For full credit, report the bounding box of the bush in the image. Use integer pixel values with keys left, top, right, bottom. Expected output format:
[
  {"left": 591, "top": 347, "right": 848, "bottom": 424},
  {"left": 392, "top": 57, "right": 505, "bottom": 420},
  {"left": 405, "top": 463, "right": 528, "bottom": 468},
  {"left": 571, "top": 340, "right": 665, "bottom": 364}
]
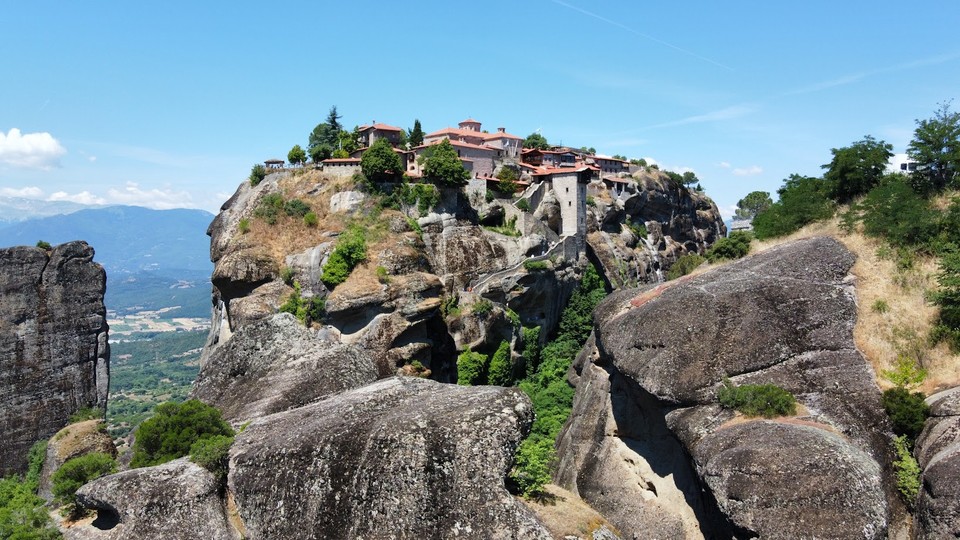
[
  {"left": 279, "top": 281, "right": 325, "bottom": 325},
  {"left": 283, "top": 198, "right": 311, "bottom": 218},
  {"left": 752, "top": 175, "right": 833, "bottom": 239},
  {"left": 718, "top": 380, "right": 797, "bottom": 418},
  {"left": 321, "top": 226, "right": 367, "bottom": 289},
  {"left": 516, "top": 198, "right": 531, "bottom": 212},
  {"left": 846, "top": 176, "right": 937, "bottom": 248},
  {"left": 881, "top": 387, "right": 929, "bottom": 442},
  {"left": 471, "top": 298, "right": 493, "bottom": 316},
  {"left": 51, "top": 453, "right": 117, "bottom": 506},
  {"left": 0, "top": 477, "right": 61, "bottom": 539},
  {"left": 667, "top": 253, "right": 706, "bottom": 280},
  {"left": 35, "top": 240, "right": 52, "bottom": 250},
  {"left": 238, "top": 218, "right": 250, "bottom": 234},
  {"left": 249, "top": 164, "right": 266, "bottom": 186},
  {"left": 872, "top": 299, "right": 890, "bottom": 313},
  {"left": 706, "top": 231, "right": 752, "bottom": 262},
  {"left": 627, "top": 221, "right": 648, "bottom": 239},
  {"left": 69, "top": 407, "right": 102, "bottom": 423},
  {"left": 488, "top": 341, "right": 513, "bottom": 387},
  {"left": 508, "top": 437, "right": 554, "bottom": 498},
  {"left": 931, "top": 252, "right": 960, "bottom": 351},
  {"left": 189, "top": 435, "right": 234, "bottom": 486},
  {"left": 254, "top": 192, "right": 286, "bottom": 225},
  {"left": 131, "top": 400, "right": 234, "bottom": 468},
  {"left": 279, "top": 266, "right": 295, "bottom": 286},
  {"left": 457, "top": 348, "right": 488, "bottom": 386},
  {"left": 523, "top": 260, "right": 548, "bottom": 272},
  {"left": 892, "top": 434, "right": 921, "bottom": 506},
  {"left": 303, "top": 211, "right": 318, "bottom": 227},
  {"left": 376, "top": 266, "right": 390, "bottom": 284}
]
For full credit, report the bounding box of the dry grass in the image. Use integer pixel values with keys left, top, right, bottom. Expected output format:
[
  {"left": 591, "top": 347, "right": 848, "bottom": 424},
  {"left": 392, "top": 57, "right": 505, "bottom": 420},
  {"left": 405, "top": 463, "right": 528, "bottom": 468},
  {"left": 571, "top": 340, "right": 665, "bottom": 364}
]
[
  {"left": 750, "top": 217, "right": 958, "bottom": 393},
  {"left": 521, "top": 484, "right": 619, "bottom": 539}
]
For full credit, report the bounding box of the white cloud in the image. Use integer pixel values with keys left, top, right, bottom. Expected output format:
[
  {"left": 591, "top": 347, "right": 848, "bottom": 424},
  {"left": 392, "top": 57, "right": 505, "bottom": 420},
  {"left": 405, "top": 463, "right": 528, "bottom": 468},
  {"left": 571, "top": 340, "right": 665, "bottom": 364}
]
[
  {"left": 732, "top": 165, "right": 763, "bottom": 176},
  {"left": 0, "top": 128, "right": 67, "bottom": 169},
  {"left": 104, "top": 182, "right": 195, "bottom": 210},
  {"left": 667, "top": 166, "right": 697, "bottom": 175},
  {"left": 88, "top": 156, "right": 97, "bottom": 162},
  {"left": 48, "top": 191, "right": 106, "bottom": 205},
  {"left": 0, "top": 186, "right": 45, "bottom": 198},
  {"left": 642, "top": 157, "right": 659, "bottom": 167},
  {"left": 718, "top": 161, "right": 731, "bottom": 168},
  {"left": 719, "top": 204, "right": 738, "bottom": 221}
]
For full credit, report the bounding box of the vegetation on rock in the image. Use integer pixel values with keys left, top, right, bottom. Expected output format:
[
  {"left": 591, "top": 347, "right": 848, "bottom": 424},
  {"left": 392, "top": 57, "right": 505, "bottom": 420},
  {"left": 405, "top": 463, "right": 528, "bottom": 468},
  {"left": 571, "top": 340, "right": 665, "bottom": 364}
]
[
  {"left": 249, "top": 163, "right": 266, "bottom": 186},
  {"left": 892, "top": 434, "right": 921, "bottom": 506},
  {"left": 361, "top": 138, "right": 403, "bottom": 184},
  {"left": 706, "top": 231, "right": 752, "bottom": 262},
  {"left": 52, "top": 453, "right": 117, "bottom": 508},
  {"left": 0, "top": 441, "right": 60, "bottom": 539},
  {"left": 717, "top": 380, "right": 797, "bottom": 418},
  {"left": 190, "top": 434, "right": 234, "bottom": 487},
  {"left": 423, "top": 139, "right": 470, "bottom": 187},
  {"left": 131, "top": 399, "right": 234, "bottom": 468},
  {"left": 279, "top": 281, "right": 325, "bottom": 325},
  {"left": 667, "top": 253, "right": 705, "bottom": 280},
  {"left": 456, "top": 348, "right": 488, "bottom": 386},
  {"left": 321, "top": 225, "right": 367, "bottom": 288},
  {"left": 487, "top": 341, "right": 513, "bottom": 387}
]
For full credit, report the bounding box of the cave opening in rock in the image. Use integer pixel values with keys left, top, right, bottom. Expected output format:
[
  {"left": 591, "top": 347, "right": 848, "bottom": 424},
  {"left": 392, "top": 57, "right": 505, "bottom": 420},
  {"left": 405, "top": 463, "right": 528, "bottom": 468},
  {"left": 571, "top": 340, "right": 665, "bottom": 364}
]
[{"left": 91, "top": 506, "right": 120, "bottom": 530}]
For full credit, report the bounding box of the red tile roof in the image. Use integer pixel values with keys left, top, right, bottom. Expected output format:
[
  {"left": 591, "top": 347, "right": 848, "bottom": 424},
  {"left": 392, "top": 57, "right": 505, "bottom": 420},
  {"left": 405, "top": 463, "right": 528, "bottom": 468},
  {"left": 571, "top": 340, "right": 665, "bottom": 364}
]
[
  {"left": 358, "top": 123, "right": 403, "bottom": 132},
  {"left": 414, "top": 138, "right": 498, "bottom": 153}
]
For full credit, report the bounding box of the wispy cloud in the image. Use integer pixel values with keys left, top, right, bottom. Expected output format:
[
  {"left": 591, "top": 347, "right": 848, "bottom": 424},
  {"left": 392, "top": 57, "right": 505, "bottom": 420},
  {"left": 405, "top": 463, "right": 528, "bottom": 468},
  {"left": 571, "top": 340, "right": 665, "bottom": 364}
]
[
  {"left": 0, "top": 128, "right": 66, "bottom": 169},
  {"left": 548, "top": 0, "right": 733, "bottom": 71},
  {"left": 0, "top": 186, "right": 45, "bottom": 198},
  {"left": 718, "top": 161, "right": 731, "bottom": 169},
  {"left": 785, "top": 51, "right": 960, "bottom": 96},
  {"left": 644, "top": 104, "right": 757, "bottom": 129},
  {"left": 733, "top": 165, "right": 763, "bottom": 176},
  {"left": 104, "top": 182, "right": 196, "bottom": 210},
  {"left": 48, "top": 190, "right": 106, "bottom": 205}
]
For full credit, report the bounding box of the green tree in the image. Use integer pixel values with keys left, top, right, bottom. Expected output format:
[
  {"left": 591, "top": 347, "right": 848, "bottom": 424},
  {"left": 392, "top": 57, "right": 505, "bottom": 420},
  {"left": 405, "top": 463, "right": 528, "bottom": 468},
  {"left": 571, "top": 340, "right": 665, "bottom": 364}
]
[
  {"left": 51, "top": 453, "right": 117, "bottom": 506},
  {"left": 131, "top": 400, "right": 234, "bottom": 468},
  {"left": 667, "top": 253, "right": 706, "bottom": 280},
  {"left": 249, "top": 163, "right": 267, "bottom": 186},
  {"left": 360, "top": 138, "right": 403, "bottom": 183},
  {"left": 706, "top": 231, "right": 752, "bottom": 262},
  {"left": 325, "top": 106, "right": 342, "bottom": 140},
  {"left": 681, "top": 171, "right": 699, "bottom": 186},
  {"left": 752, "top": 175, "right": 834, "bottom": 239},
  {"left": 457, "top": 348, "right": 488, "bottom": 386},
  {"left": 822, "top": 135, "right": 894, "bottom": 203},
  {"left": 408, "top": 119, "right": 424, "bottom": 147},
  {"left": 735, "top": 191, "right": 773, "bottom": 220},
  {"left": 423, "top": 139, "right": 470, "bottom": 186},
  {"left": 932, "top": 251, "right": 960, "bottom": 350},
  {"left": 309, "top": 144, "right": 332, "bottom": 164},
  {"left": 287, "top": 144, "right": 306, "bottom": 166},
  {"left": 487, "top": 341, "right": 513, "bottom": 386},
  {"left": 308, "top": 106, "right": 343, "bottom": 156},
  {"left": 907, "top": 101, "right": 960, "bottom": 194},
  {"left": 523, "top": 132, "right": 549, "bottom": 150}
]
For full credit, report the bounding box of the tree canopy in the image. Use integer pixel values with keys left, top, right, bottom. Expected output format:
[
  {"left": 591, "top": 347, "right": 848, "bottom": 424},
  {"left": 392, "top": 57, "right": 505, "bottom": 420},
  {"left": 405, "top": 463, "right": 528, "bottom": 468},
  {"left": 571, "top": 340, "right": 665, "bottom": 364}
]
[
  {"left": 131, "top": 400, "right": 234, "bottom": 468},
  {"left": 408, "top": 120, "right": 424, "bottom": 147},
  {"left": 308, "top": 105, "right": 344, "bottom": 161},
  {"left": 735, "top": 191, "right": 773, "bottom": 220},
  {"left": 360, "top": 138, "right": 403, "bottom": 183},
  {"left": 423, "top": 139, "right": 470, "bottom": 186},
  {"left": 822, "top": 135, "right": 893, "bottom": 203},
  {"left": 907, "top": 101, "right": 960, "bottom": 194},
  {"left": 752, "top": 174, "right": 834, "bottom": 239},
  {"left": 523, "top": 132, "right": 549, "bottom": 150},
  {"left": 287, "top": 144, "right": 306, "bottom": 166}
]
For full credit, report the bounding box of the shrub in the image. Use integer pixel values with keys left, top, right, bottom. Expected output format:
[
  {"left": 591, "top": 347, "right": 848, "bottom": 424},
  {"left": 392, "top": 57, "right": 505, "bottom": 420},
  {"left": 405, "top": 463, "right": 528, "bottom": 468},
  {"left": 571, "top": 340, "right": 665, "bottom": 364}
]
[
  {"left": 52, "top": 453, "right": 117, "bottom": 506},
  {"left": 505, "top": 308, "right": 521, "bottom": 328},
  {"left": 189, "top": 435, "right": 234, "bottom": 487},
  {"left": 488, "top": 341, "right": 513, "bottom": 387},
  {"left": 520, "top": 326, "right": 541, "bottom": 377},
  {"left": 249, "top": 164, "right": 266, "bottom": 186},
  {"left": 279, "top": 281, "right": 325, "bottom": 325},
  {"left": 303, "top": 211, "right": 318, "bottom": 227},
  {"left": 892, "top": 434, "right": 921, "bottom": 506},
  {"left": 321, "top": 226, "right": 367, "bottom": 289},
  {"left": 471, "top": 298, "right": 493, "bottom": 316},
  {"left": 508, "top": 437, "right": 554, "bottom": 498},
  {"left": 931, "top": 252, "right": 960, "bottom": 351},
  {"left": 279, "top": 266, "right": 295, "bottom": 286},
  {"left": 35, "top": 240, "right": 52, "bottom": 250},
  {"left": 440, "top": 295, "right": 460, "bottom": 318},
  {"left": 523, "top": 260, "right": 548, "bottom": 272},
  {"left": 667, "top": 253, "right": 706, "bottom": 280},
  {"left": 752, "top": 174, "right": 833, "bottom": 239},
  {"left": 283, "top": 198, "right": 311, "bottom": 218},
  {"left": 238, "top": 218, "right": 250, "bottom": 234},
  {"left": 627, "top": 221, "right": 648, "bottom": 239},
  {"left": 847, "top": 176, "right": 937, "bottom": 248},
  {"left": 872, "top": 299, "right": 890, "bottom": 313},
  {"left": 881, "top": 356, "right": 927, "bottom": 389},
  {"left": 516, "top": 198, "right": 531, "bottom": 212},
  {"left": 881, "top": 387, "right": 929, "bottom": 442},
  {"left": 254, "top": 192, "right": 286, "bottom": 225},
  {"left": 376, "top": 266, "right": 390, "bottom": 284},
  {"left": 457, "top": 348, "right": 488, "bottom": 386},
  {"left": 706, "top": 231, "right": 752, "bottom": 262},
  {"left": 717, "top": 380, "right": 797, "bottom": 418},
  {"left": 0, "top": 476, "right": 61, "bottom": 539},
  {"left": 131, "top": 400, "right": 234, "bottom": 468}
]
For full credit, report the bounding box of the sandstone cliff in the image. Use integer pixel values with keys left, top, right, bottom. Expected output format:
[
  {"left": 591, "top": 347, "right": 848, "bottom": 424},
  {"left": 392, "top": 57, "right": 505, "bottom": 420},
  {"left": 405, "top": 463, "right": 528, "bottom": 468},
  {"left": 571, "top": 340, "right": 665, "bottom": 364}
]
[
  {"left": 0, "top": 241, "right": 109, "bottom": 475},
  {"left": 557, "top": 237, "right": 900, "bottom": 539}
]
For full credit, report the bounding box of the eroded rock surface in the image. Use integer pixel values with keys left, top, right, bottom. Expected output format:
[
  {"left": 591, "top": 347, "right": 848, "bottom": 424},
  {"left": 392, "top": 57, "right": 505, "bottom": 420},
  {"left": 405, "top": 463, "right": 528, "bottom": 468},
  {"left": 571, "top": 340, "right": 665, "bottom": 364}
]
[
  {"left": 65, "top": 458, "right": 236, "bottom": 540},
  {"left": 191, "top": 312, "right": 378, "bottom": 422},
  {"left": 0, "top": 241, "right": 109, "bottom": 475},
  {"left": 230, "top": 377, "right": 551, "bottom": 540},
  {"left": 558, "top": 237, "right": 895, "bottom": 539},
  {"left": 916, "top": 386, "right": 960, "bottom": 538}
]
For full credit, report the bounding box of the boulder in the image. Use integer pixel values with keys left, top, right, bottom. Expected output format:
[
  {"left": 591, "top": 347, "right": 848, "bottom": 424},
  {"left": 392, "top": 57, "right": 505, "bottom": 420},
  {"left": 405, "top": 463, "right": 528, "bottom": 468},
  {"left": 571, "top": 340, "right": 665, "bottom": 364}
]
[
  {"left": 39, "top": 420, "right": 116, "bottom": 499},
  {"left": 916, "top": 387, "right": 960, "bottom": 538},
  {"left": 230, "top": 377, "right": 552, "bottom": 539},
  {"left": 0, "top": 242, "right": 109, "bottom": 475},
  {"left": 329, "top": 190, "right": 365, "bottom": 213},
  {"left": 65, "top": 458, "right": 236, "bottom": 540},
  {"left": 191, "top": 313, "right": 378, "bottom": 422},
  {"left": 557, "top": 237, "right": 897, "bottom": 539}
]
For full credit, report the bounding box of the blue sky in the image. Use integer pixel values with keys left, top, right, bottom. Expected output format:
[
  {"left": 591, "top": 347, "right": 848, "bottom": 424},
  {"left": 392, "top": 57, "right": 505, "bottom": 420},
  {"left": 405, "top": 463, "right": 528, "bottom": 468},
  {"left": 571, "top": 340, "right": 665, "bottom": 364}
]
[{"left": 1, "top": 1, "right": 958, "bottom": 218}]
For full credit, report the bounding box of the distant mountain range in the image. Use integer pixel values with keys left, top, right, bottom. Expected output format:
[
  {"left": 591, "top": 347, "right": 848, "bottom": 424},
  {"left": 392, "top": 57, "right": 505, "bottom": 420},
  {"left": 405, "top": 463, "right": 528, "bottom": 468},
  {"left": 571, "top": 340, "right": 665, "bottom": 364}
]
[
  {"left": 0, "top": 204, "right": 215, "bottom": 317},
  {"left": 0, "top": 196, "right": 104, "bottom": 226}
]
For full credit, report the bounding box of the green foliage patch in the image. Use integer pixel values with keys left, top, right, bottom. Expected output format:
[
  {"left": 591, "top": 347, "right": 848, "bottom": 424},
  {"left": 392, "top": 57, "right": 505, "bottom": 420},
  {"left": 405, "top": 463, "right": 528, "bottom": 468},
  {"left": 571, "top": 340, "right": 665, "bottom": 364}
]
[
  {"left": 51, "top": 453, "right": 117, "bottom": 507},
  {"left": 131, "top": 400, "right": 234, "bottom": 468},
  {"left": 279, "top": 281, "right": 325, "bottom": 325},
  {"left": 456, "top": 348, "right": 488, "bottom": 386},
  {"left": 523, "top": 260, "right": 549, "bottom": 272},
  {"left": 706, "top": 231, "right": 752, "bottom": 262},
  {"left": 881, "top": 387, "right": 930, "bottom": 442},
  {"left": 717, "top": 380, "right": 797, "bottom": 418},
  {"left": 892, "top": 434, "right": 921, "bottom": 506},
  {"left": 752, "top": 175, "right": 834, "bottom": 240},
  {"left": 321, "top": 226, "right": 367, "bottom": 288},
  {"left": 487, "top": 341, "right": 513, "bottom": 387},
  {"left": 190, "top": 435, "right": 234, "bottom": 487},
  {"left": 249, "top": 163, "right": 266, "bottom": 186},
  {"left": 667, "top": 253, "right": 706, "bottom": 281}
]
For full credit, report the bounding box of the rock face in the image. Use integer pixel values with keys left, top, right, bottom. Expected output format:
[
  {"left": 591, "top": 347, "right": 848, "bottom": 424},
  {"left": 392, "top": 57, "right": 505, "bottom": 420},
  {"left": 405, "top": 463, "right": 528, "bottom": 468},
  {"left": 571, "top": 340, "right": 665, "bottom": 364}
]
[
  {"left": 65, "top": 458, "right": 236, "bottom": 540},
  {"left": 0, "top": 241, "right": 109, "bottom": 475},
  {"left": 230, "top": 377, "right": 551, "bottom": 540},
  {"left": 557, "top": 237, "right": 896, "bottom": 539},
  {"left": 191, "top": 312, "right": 378, "bottom": 422},
  {"left": 915, "top": 386, "right": 960, "bottom": 538}
]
